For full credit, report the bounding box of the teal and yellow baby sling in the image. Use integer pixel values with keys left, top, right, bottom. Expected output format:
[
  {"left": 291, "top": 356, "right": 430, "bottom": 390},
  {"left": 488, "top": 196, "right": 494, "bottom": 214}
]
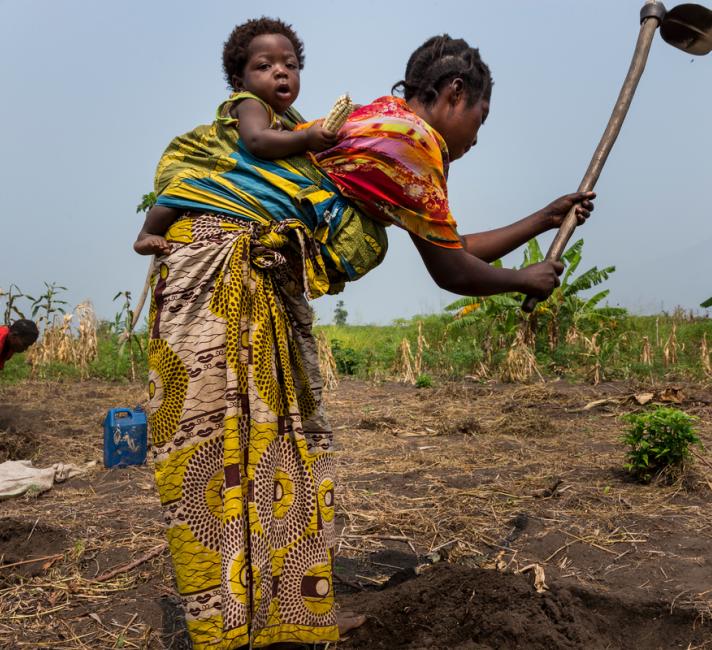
[{"left": 154, "top": 93, "right": 387, "bottom": 297}]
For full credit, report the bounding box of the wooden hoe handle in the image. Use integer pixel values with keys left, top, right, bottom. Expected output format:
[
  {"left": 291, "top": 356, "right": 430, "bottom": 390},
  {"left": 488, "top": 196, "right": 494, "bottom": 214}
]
[{"left": 522, "top": 6, "right": 663, "bottom": 313}]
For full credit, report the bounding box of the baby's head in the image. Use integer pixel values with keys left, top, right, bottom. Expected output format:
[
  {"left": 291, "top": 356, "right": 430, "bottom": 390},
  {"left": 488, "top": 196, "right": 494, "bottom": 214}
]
[{"left": 223, "top": 17, "right": 305, "bottom": 115}]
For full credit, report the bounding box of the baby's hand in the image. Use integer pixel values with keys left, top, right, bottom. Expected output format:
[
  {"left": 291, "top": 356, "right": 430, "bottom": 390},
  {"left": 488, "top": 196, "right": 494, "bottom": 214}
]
[
  {"left": 134, "top": 235, "right": 172, "bottom": 256},
  {"left": 304, "top": 120, "right": 340, "bottom": 152}
]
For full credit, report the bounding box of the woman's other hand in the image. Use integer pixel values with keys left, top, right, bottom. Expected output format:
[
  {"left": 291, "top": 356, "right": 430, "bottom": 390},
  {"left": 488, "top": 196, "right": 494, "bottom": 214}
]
[
  {"left": 517, "top": 260, "right": 564, "bottom": 298},
  {"left": 541, "top": 191, "right": 595, "bottom": 229}
]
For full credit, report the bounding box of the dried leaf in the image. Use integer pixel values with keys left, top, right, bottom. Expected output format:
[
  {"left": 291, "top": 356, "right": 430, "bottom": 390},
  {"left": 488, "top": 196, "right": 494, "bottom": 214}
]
[
  {"left": 518, "top": 563, "right": 549, "bottom": 593},
  {"left": 633, "top": 392, "right": 654, "bottom": 405},
  {"left": 532, "top": 564, "right": 549, "bottom": 593}
]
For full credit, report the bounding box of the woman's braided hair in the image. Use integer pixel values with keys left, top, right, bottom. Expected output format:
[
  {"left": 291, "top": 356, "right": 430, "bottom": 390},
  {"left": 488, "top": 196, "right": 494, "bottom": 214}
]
[
  {"left": 392, "top": 35, "right": 492, "bottom": 107},
  {"left": 223, "top": 17, "right": 305, "bottom": 91}
]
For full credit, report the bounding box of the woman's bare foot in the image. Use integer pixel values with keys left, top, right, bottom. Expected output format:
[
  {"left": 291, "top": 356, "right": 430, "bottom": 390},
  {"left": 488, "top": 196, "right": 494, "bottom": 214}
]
[{"left": 337, "top": 610, "right": 367, "bottom": 636}]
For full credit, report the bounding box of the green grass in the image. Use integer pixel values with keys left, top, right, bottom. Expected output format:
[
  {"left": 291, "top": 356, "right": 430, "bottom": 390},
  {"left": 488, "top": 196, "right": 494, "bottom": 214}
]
[
  {"left": 317, "top": 311, "right": 712, "bottom": 382},
  {"left": 2, "top": 311, "right": 710, "bottom": 385}
]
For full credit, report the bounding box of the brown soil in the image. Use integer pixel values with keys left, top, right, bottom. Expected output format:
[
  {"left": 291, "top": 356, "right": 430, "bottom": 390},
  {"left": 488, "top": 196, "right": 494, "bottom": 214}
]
[{"left": 0, "top": 377, "right": 710, "bottom": 649}]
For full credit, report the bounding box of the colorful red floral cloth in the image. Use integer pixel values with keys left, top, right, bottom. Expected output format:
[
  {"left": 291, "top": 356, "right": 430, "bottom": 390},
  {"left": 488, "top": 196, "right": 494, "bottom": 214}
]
[{"left": 316, "top": 96, "right": 462, "bottom": 248}]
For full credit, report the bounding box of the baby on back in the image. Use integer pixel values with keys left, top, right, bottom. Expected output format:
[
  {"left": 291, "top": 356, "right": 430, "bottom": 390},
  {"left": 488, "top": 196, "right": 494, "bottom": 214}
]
[{"left": 134, "top": 17, "right": 339, "bottom": 256}]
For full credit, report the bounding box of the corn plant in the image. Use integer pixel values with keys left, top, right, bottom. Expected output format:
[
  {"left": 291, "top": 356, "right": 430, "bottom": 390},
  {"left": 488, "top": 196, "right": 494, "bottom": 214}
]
[
  {"left": 621, "top": 407, "right": 703, "bottom": 483},
  {"left": 26, "top": 282, "right": 68, "bottom": 329},
  {"left": 1, "top": 284, "right": 28, "bottom": 323},
  {"left": 113, "top": 291, "right": 144, "bottom": 381}
]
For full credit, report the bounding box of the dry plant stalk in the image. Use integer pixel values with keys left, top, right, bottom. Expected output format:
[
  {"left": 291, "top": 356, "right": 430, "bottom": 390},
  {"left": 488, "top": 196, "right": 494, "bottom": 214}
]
[
  {"left": 75, "top": 301, "right": 98, "bottom": 378},
  {"left": 701, "top": 333, "right": 712, "bottom": 377},
  {"left": 467, "top": 360, "right": 491, "bottom": 381},
  {"left": 663, "top": 324, "right": 678, "bottom": 367},
  {"left": 316, "top": 331, "right": 338, "bottom": 390},
  {"left": 413, "top": 321, "right": 429, "bottom": 377},
  {"left": 565, "top": 325, "right": 581, "bottom": 345},
  {"left": 27, "top": 302, "right": 98, "bottom": 377},
  {"left": 500, "top": 327, "right": 539, "bottom": 383},
  {"left": 395, "top": 337, "right": 416, "bottom": 384},
  {"left": 582, "top": 331, "right": 602, "bottom": 385},
  {"left": 640, "top": 335, "right": 652, "bottom": 366}
]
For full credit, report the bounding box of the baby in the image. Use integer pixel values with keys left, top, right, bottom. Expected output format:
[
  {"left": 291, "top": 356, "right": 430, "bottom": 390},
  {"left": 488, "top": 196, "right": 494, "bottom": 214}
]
[{"left": 134, "top": 17, "right": 338, "bottom": 255}]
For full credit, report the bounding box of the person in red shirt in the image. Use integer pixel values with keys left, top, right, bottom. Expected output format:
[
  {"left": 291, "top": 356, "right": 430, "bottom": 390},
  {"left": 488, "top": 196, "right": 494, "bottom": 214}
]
[{"left": 0, "top": 319, "right": 39, "bottom": 370}]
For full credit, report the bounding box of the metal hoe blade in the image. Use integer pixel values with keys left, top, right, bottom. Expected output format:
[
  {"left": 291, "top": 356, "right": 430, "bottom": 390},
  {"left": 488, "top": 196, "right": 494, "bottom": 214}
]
[{"left": 660, "top": 3, "right": 712, "bottom": 54}]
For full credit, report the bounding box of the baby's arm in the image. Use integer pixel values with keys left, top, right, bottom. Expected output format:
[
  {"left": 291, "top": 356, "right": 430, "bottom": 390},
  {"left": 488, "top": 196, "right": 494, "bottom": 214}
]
[
  {"left": 236, "top": 98, "right": 338, "bottom": 159},
  {"left": 133, "top": 206, "right": 178, "bottom": 256}
]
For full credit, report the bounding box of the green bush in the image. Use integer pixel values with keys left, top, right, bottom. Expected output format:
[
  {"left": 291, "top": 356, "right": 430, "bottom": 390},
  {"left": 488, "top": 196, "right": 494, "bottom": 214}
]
[
  {"left": 330, "top": 338, "right": 361, "bottom": 375},
  {"left": 621, "top": 407, "right": 703, "bottom": 483},
  {"left": 415, "top": 373, "right": 433, "bottom": 388}
]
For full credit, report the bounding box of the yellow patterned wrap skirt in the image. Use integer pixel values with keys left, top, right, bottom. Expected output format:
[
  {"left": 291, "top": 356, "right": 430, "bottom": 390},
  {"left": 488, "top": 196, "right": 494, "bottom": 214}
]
[{"left": 147, "top": 214, "right": 338, "bottom": 648}]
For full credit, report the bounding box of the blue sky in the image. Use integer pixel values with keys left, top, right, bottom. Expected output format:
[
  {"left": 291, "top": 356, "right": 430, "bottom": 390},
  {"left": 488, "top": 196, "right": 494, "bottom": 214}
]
[{"left": 1, "top": 0, "right": 710, "bottom": 325}]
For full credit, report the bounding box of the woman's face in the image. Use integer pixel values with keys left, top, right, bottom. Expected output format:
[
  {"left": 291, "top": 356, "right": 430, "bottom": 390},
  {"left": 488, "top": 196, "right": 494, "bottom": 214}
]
[
  {"left": 427, "top": 87, "right": 489, "bottom": 162},
  {"left": 234, "top": 34, "right": 301, "bottom": 114},
  {"left": 435, "top": 95, "right": 489, "bottom": 161}
]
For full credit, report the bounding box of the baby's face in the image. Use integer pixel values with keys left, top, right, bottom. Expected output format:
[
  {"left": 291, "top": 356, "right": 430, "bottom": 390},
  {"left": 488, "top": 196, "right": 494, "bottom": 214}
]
[{"left": 238, "top": 34, "right": 301, "bottom": 115}]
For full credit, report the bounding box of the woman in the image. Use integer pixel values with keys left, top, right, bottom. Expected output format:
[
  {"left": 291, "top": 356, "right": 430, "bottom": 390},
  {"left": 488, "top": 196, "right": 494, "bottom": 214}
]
[{"left": 145, "top": 28, "right": 593, "bottom": 650}]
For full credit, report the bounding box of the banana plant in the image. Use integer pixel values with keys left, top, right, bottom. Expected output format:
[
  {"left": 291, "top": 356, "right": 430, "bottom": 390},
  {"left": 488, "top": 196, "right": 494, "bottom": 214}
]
[
  {"left": 446, "top": 238, "right": 618, "bottom": 350},
  {"left": 525, "top": 238, "right": 617, "bottom": 347}
]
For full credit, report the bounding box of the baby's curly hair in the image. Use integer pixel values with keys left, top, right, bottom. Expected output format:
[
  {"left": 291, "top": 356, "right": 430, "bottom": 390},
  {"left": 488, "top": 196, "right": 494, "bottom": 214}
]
[{"left": 222, "top": 17, "right": 305, "bottom": 91}]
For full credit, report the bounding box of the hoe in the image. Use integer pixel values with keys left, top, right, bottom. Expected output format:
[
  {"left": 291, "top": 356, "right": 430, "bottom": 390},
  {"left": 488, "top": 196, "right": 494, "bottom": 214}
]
[{"left": 522, "top": 0, "right": 712, "bottom": 312}]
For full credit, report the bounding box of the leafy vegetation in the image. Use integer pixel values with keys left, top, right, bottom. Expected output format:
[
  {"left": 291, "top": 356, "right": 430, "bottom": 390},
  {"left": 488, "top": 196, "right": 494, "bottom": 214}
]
[
  {"left": 2, "top": 236, "right": 711, "bottom": 386},
  {"left": 621, "top": 407, "right": 703, "bottom": 483},
  {"left": 415, "top": 373, "right": 433, "bottom": 388}
]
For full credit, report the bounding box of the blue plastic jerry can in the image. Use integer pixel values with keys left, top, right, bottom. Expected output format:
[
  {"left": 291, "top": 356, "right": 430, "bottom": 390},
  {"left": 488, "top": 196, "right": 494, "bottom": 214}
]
[{"left": 103, "top": 407, "right": 148, "bottom": 468}]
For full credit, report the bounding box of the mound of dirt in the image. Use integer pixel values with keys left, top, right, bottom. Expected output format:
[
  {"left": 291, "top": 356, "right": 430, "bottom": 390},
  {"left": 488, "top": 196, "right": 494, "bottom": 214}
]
[
  {"left": 340, "top": 563, "right": 707, "bottom": 649},
  {"left": 0, "top": 405, "right": 40, "bottom": 461}
]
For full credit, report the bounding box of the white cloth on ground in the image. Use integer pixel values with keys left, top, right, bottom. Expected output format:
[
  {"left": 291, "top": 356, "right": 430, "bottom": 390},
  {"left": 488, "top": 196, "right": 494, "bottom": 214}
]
[{"left": 0, "top": 459, "right": 95, "bottom": 499}]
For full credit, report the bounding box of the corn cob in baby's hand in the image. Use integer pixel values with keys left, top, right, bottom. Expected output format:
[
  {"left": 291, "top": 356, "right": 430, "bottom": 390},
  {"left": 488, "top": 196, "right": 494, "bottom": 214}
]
[{"left": 323, "top": 94, "right": 354, "bottom": 134}]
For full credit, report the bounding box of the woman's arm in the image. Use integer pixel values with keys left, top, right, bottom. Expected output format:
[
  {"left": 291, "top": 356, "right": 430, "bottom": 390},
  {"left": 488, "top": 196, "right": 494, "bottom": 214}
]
[
  {"left": 410, "top": 234, "right": 564, "bottom": 298},
  {"left": 236, "top": 99, "right": 338, "bottom": 158},
  {"left": 460, "top": 192, "right": 595, "bottom": 262}
]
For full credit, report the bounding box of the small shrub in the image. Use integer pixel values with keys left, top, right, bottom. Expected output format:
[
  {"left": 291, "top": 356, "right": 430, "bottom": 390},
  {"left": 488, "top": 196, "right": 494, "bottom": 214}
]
[
  {"left": 330, "top": 338, "right": 361, "bottom": 375},
  {"left": 415, "top": 373, "right": 433, "bottom": 388},
  {"left": 621, "top": 407, "right": 703, "bottom": 483}
]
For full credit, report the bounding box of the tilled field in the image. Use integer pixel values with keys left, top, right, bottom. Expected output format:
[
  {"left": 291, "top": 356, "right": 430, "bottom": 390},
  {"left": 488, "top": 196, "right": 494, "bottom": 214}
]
[{"left": 0, "top": 378, "right": 710, "bottom": 649}]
